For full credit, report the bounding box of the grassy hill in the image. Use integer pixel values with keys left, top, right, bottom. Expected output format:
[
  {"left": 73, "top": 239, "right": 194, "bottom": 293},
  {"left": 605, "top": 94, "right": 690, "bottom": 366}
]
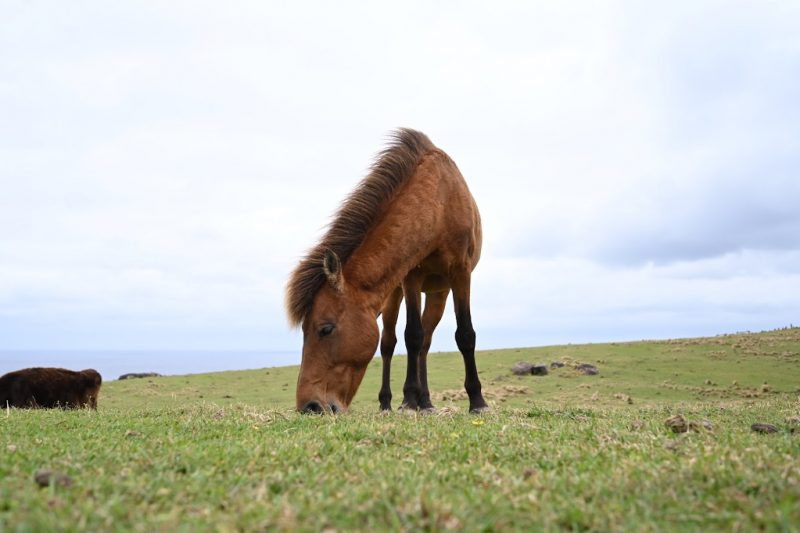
[
  {"left": 2, "top": 328, "right": 799, "bottom": 531},
  {"left": 102, "top": 327, "right": 800, "bottom": 412}
]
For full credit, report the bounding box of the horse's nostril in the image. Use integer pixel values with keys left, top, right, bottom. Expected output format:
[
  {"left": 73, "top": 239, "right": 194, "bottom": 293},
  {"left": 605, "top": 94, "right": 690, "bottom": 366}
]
[
  {"left": 301, "top": 401, "right": 324, "bottom": 414},
  {"left": 329, "top": 403, "right": 340, "bottom": 414}
]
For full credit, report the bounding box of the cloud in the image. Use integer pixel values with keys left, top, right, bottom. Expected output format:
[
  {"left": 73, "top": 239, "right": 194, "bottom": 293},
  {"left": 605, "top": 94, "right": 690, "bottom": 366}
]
[
  {"left": 467, "top": 250, "right": 800, "bottom": 348},
  {"left": 0, "top": 2, "right": 798, "bottom": 356},
  {"left": 481, "top": 2, "right": 800, "bottom": 266}
]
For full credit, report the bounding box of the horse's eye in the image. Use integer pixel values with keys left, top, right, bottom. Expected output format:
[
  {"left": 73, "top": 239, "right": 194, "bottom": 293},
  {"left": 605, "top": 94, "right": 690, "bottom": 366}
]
[{"left": 319, "top": 324, "right": 335, "bottom": 338}]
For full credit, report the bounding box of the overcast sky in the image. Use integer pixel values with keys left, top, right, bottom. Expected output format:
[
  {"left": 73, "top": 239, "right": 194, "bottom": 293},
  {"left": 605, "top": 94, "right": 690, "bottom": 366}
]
[{"left": 2, "top": 2, "right": 799, "bottom": 368}]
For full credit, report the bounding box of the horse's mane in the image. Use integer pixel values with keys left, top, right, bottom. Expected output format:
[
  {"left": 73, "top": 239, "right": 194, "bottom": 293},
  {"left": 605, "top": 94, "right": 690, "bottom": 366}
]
[{"left": 285, "top": 128, "right": 435, "bottom": 327}]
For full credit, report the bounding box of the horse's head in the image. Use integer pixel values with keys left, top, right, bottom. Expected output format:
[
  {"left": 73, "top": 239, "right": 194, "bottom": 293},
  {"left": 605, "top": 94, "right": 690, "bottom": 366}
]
[{"left": 296, "top": 249, "right": 379, "bottom": 414}]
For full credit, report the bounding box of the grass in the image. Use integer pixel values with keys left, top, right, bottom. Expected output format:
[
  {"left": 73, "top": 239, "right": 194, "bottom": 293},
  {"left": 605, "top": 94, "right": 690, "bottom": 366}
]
[{"left": 2, "top": 328, "right": 799, "bottom": 531}]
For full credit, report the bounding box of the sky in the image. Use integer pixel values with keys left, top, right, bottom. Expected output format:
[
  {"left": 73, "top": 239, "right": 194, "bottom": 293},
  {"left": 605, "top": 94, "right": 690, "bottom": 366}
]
[{"left": 1, "top": 1, "right": 799, "bottom": 370}]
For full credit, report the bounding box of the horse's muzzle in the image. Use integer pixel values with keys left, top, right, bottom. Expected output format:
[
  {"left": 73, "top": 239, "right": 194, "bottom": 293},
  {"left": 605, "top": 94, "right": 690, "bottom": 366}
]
[{"left": 300, "top": 400, "right": 342, "bottom": 415}]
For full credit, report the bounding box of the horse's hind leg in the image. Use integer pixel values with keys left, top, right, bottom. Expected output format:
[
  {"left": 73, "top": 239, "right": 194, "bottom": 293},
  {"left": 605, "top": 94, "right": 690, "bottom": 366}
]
[
  {"left": 379, "top": 287, "right": 403, "bottom": 411},
  {"left": 451, "top": 270, "right": 489, "bottom": 413},
  {"left": 418, "top": 289, "right": 449, "bottom": 410},
  {"left": 400, "top": 273, "right": 425, "bottom": 410}
]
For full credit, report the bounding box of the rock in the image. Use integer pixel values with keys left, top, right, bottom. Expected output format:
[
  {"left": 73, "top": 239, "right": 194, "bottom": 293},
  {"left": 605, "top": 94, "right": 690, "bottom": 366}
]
[
  {"left": 118, "top": 372, "right": 161, "bottom": 380},
  {"left": 665, "top": 414, "right": 688, "bottom": 433},
  {"left": 511, "top": 362, "right": 534, "bottom": 376},
  {"left": 751, "top": 423, "right": 779, "bottom": 434},
  {"left": 34, "top": 470, "right": 73, "bottom": 488},
  {"left": 613, "top": 393, "right": 633, "bottom": 404},
  {"left": 512, "top": 362, "right": 549, "bottom": 376},
  {"left": 577, "top": 363, "right": 599, "bottom": 375},
  {"left": 550, "top": 361, "right": 565, "bottom": 368},
  {"left": 531, "top": 365, "right": 549, "bottom": 376},
  {"left": 689, "top": 419, "right": 714, "bottom": 432}
]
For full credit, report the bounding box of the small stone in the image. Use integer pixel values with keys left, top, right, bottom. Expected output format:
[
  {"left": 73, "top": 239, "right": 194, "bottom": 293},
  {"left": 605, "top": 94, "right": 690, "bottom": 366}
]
[
  {"left": 751, "top": 423, "right": 779, "bottom": 434},
  {"left": 118, "top": 372, "right": 161, "bottom": 380},
  {"left": 629, "top": 420, "right": 645, "bottom": 431},
  {"left": 531, "top": 365, "right": 549, "bottom": 376},
  {"left": 47, "top": 497, "right": 64, "bottom": 509},
  {"left": 665, "top": 414, "right": 688, "bottom": 433},
  {"left": 689, "top": 419, "right": 714, "bottom": 432},
  {"left": 34, "top": 470, "right": 73, "bottom": 488},
  {"left": 511, "top": 362, "right": 534, "bottom": 376}
]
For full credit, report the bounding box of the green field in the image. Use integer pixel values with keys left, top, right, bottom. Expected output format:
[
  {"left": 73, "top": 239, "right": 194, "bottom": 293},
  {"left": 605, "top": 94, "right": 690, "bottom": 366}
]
[{"left": 2, "top": 328, "right": 799, "bottom": 531}]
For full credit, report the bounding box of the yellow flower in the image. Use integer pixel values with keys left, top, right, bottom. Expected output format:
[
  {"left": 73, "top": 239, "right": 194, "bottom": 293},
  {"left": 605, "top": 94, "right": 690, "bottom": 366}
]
[{"left": 471, "top": 419, "right": 485, "bottom": 427}]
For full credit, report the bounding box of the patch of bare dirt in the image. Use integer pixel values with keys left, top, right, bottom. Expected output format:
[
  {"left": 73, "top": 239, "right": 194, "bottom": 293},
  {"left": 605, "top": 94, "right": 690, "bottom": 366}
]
[
  {"left": 658, "top": 380, "right": 784, "bottom": 400},
  {"left": 434, "top": 385, "right": 528, "bottom": 403}
]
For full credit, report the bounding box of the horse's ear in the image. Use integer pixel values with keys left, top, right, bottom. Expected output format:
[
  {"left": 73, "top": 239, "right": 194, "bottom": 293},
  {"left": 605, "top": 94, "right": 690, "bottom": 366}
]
[{"left": 322, "top": 249, "right": 343, "bottom": 291}]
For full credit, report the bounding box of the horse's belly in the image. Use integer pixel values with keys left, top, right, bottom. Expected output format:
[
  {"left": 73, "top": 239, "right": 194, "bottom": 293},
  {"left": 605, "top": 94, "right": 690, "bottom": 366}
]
[{"left": 421, "top": 274, "right": 449, "bottom": 293}]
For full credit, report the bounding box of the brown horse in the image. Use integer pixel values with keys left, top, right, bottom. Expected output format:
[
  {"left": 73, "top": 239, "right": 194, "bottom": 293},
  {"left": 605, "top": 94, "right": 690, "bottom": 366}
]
[{"left": 286, "top": 129, "right": 487, "bottom": 414}]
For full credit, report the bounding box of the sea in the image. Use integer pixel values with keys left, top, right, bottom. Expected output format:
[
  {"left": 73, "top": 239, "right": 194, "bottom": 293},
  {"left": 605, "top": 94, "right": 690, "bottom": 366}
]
[{"left": 0, "top": 350, "right": 300, "bottom": 381}]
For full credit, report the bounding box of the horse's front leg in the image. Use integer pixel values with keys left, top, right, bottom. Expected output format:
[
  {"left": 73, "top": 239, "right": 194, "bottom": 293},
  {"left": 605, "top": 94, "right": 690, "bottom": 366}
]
[
  {"left": 400, "top": 273, "right": 424, "bottom": 410},
  {"left": 378, "top": 287, "right": 403, "bottom": 411}
]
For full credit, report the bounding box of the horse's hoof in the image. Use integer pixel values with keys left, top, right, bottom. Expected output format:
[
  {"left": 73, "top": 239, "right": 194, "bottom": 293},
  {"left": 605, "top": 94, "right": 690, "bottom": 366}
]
[
  {"left": 469, "top": 405, "right": 491, "bottom": 414},
  {"left": 398, "top": 402, "right": 419, "bottom": 414},
  {"left": 420, "top": 406, "right": 438, "bottom": 415}
]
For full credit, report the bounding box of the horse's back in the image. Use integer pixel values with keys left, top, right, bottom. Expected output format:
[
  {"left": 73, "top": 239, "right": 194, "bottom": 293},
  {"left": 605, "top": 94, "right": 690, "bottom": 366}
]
[{"left": 413, "top": 149, "right": 482, "bottom": 272}]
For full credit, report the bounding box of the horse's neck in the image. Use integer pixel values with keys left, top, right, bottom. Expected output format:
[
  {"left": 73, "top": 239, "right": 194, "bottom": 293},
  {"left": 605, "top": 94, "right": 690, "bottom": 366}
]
[
  {"left": 343, "top": 247, "right": 414, "bottom": 315},
  {"left": 344, "top": 216, "right": 430, "bottom": 313},
  {"left": 340, "top": 151, "right": 457, "bottom": 312}
]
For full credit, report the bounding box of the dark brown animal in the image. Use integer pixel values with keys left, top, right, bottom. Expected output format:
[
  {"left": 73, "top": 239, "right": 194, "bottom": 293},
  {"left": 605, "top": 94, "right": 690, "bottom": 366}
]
[
  {"left": 286, "top": 128, "right": 487, "bottom": 414},
  {"left": 0, "top": 367, "right": 102, "bottom": 409}
]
